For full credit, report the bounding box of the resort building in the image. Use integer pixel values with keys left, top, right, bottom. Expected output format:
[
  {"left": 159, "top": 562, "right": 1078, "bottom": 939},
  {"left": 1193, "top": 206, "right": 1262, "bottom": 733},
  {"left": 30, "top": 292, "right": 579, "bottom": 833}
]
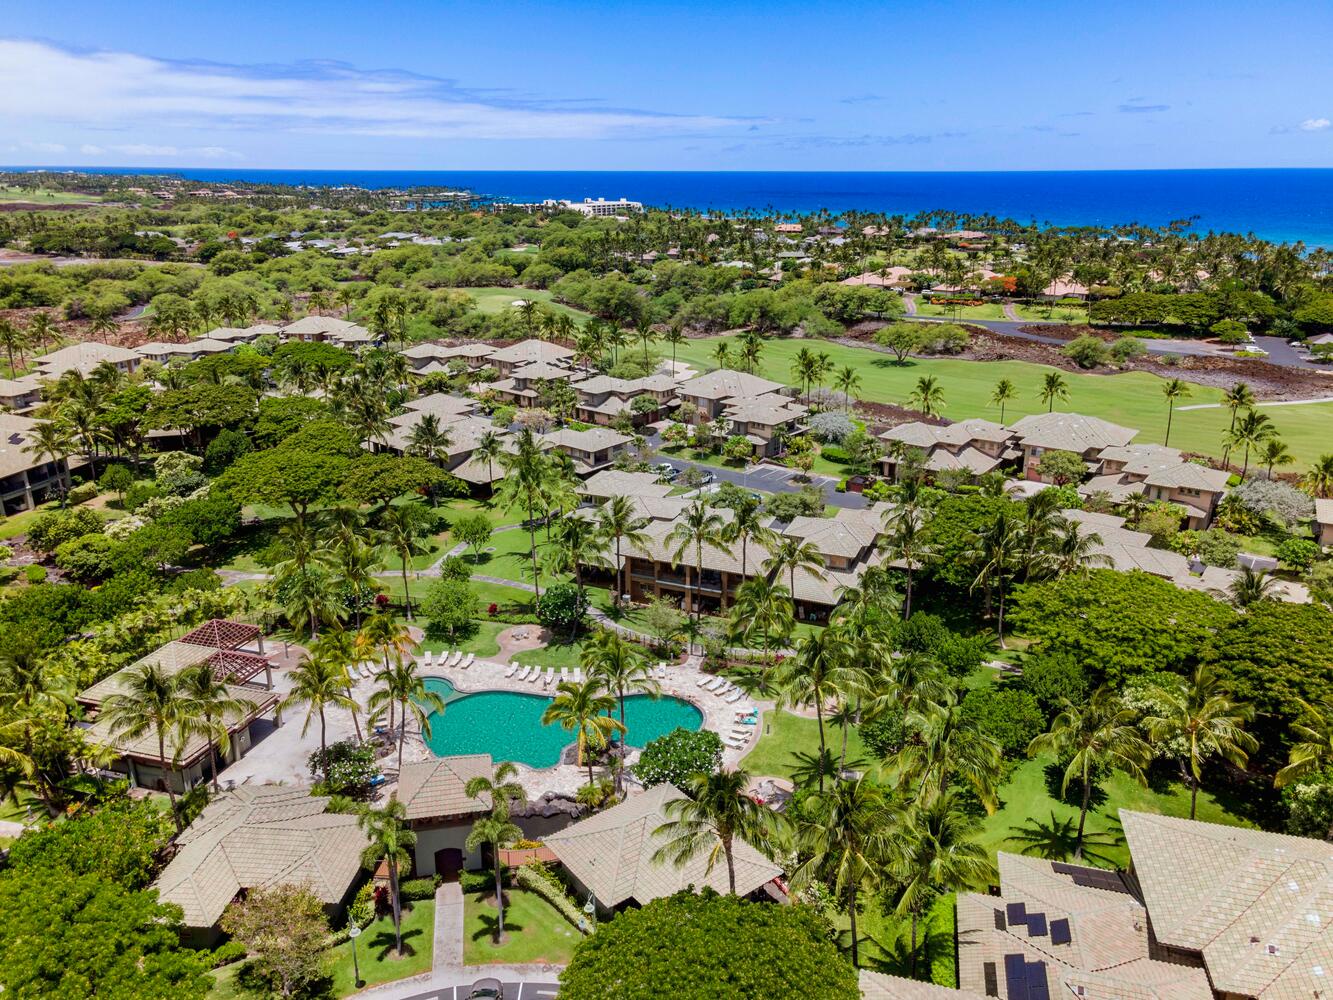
[
  {"left": 539, "top": 426, "right": 633, "bottom": 474},
  {"left": 152, "top": 786, "right": 368, "bottom": 942},
  {"left": 1315, "top": 499, "right": 1333, "bottom": 547},
  {"left": 1008, "top": 412, "right": 1138, "bottom": 481},
  {"left": 488, "top": 361, "right": 580, "bottom": 408},
  {"left": 1082, "top": 443, "right": 1232, "bottom": 529},
  {"left": 32, "top": 342, "right": 141, "bottom": 380},
  {"left": 543, "top": 783, "right": 784, "bottom": 914},
  {"left": 676, "top": 368, "right": 787, "bottom": 421},
  {"left": 879, "top": 418, "right": 1017, "bottom": 480},
  {"left": 486, "top": 338, "right": 576, "bottom": 376},
  {"left": 400, "top": 341, "right": 495, "bottom": 374},
  {"left": 0, "top": 413, "right": 80, "bottom": 515},
  {"left": 279, "top": 314, "right": 377, "bottom": 347},
  {"left": 544, "top": 197, "right": 644, "bottom": 217},
  {"left": 76, "top": 621, "right": 281, "bottom": 792},
  {"left": 134, "top": 337, "right": 234, "bottom": 365},
  {"left": 0, "top": 375, "right": 44, "bottom": 413},
  {"left": 569, "top": 372, "right": 677, "bottom": 426},
  {"left": 396, "top": 755, "right": 493, "bottom": 877},
  {"left": 718, "top": 393, "right": 809, "bottom": 457},
  {"left": 577, "top": 469, "right": 673, "bottom": 504}
]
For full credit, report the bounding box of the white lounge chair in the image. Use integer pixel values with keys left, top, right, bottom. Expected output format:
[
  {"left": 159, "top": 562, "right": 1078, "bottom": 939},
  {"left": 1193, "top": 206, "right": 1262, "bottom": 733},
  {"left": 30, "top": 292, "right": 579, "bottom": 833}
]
[
  {"left": 725, "top": 690, "right": 744, "bottom": 703},
  {"left": 560, "top": 667, "right": 569, "bottom": 684},
  {"left": 701, "top": 677, "right": 722, "bottom": 691},
  {"left": 504, "top": 663, "right": 517, "bottom": 679},
  {"left": 714, "top": 682, "right": 733, "bottom": 696},
  {"left": 731, "top": 729, "right": 751, "bottom": 739},
  {"left": 515, "top": 665, "right": 529, "bottom": 682},
  {"left": 573, "top": 667, "right": 583, "bottom": 683},
  {"left": 462, "top": 653, "right": 475, "bottom": 669},
  {"left": 657, "top": 664, "right": 668, "bottom": 679},
  {"left": 529, "top": 666, "right": 542, "bottom": 683},
  {"left": 421, "top": 651, "right": 433, "bottom": 668},
  {"left": 543, "top": 667, "right": 555, "bottom": 687},
  {"left": 450, "top": 650, "right": 464, "bottom": 667},
  {"left": 723, "top": 737, "right": 746, "bottom": 750},
  {"left": 695, "top": 675, "right": 710, "bottom": 688}
]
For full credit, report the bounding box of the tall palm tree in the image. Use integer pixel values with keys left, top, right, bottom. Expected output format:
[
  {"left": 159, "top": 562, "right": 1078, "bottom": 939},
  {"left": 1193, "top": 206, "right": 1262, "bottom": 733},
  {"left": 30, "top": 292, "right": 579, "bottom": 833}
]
[
  {"left": 99, "top": 662, "right": 188, "bottom": 832},
  {"left": 541, "top": 679, "right": 624, "bottom": 787},
  {"left": 1302, "top": 454, "right": 1333, "bottom": 499},
  {"left": 369, "top": 658, "right": 446, "bottom": 774},
  {"left": 722, "top": 495, "right": 775, "bottom": 578},
  {"left": 653, "top": 767, "right": 783, "bottom": 895},
  {"left": 1221, "top": 382, "right": 1255, "bottom": 466},
  {"left": 763, "top": 535, "right": 826, "bottom": 622},
  {"left": 497, "top": 429, "right": 551, "bottom": 599},
  {"left": 833, "top": 365, "right": 861, "bottom": 411},
  {"left": 26, "top": 311, "right": 55, "bottom": 355},
  {"left": 634, "top": 318, "right": 656, "bottom": 366},
  {"left": 728, "top": 576, "right": 793, "bottom": 656},
  {"left": 791, "top": 775, "right": 894, "bottom": 968},
  {"left": 667, "top": 498, "right": 729, "bottom": 634},
  {"left": 1142, "top": 665, "right": 1256, "bottom": 820},
  {"left": 175, "top": 663, "right": 251, "bottom": 793},
  {"left": 1161, "top": 378, "right": 1192, "bottom": 447},
  {"left": 358, "top": 797, "right": 415, "bottom": 956},
  {"left": 548, "top": 515, "right": 604, "bottom": 616},
  {"left": 790, "top": 348, "right": 818, "bottom": 404},
  {"left": 1228, "top": 408, "right": 1275, "bottom": 478},
  {"left": 0, "top": 318, "right": 27, "bottom": 375},
  {"left": 473, "top": 430, "right": 504, "bottom": 491},
  {"left": 899, "top": 694, "right": 1003, "bottom": 812},
  {"left": 908, "top": 375, "right": 946, "bottom": 418},
  {"left": 1277, "top": 698, "right": 1333, "bottom": 815},
  {"left": 662, "top": 322, "right": 686, "bottom": 375},
  {"left": 407, "top": 413, "right": 452, "bottom": 467},
  {"left": 880, "top": 505, "right": 930, "bottom": 618},
  {"left": 596, "top": 495, "right": 650, "bottom": 609},
  {"left": 464, "top": 759, "right": 526, "bottom": 814},
  {"left": 465, "top": 803, "right": 523, "bottom": 941},
  {"left": 773, "top": 628, "right": 854, "bottom": 790},
  {"left": 23, "top": 420, "right": 74, "bottom": 504},
  {"left": 1039, "top": 371, "right": 1070, "bottom": 412},
  {"left": 891, "top": 790, "right": 995, "bottom": 977},
  {"left": 1260, "top": 438, "right": 1293, "bottom": 479},
  {"left": 964, "top": 510, "right": 1023, "bottom": 648},
  {"left": 280, "top": 651, "right": 358, "bottom": 785},
  {"left": 990, "top": 377, "right": 1016, "bottom": 423},
  {"left": 1027, "top": 687, "right": 1150, "bottom": 859},
  {"left": 379, "top": 504, "right": 431, "bottom": 619}
]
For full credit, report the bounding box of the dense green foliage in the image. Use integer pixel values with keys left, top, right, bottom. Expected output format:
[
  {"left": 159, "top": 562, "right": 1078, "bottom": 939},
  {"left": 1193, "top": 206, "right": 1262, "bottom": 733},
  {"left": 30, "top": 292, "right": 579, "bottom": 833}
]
[{"left": 632, "top": 727, "right": 724, "bottom": 787}]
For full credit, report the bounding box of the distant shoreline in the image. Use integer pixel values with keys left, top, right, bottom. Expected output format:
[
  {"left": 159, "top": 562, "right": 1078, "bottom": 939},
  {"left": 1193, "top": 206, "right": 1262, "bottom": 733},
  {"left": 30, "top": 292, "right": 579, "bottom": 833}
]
[{"left": 8, "top": 165, "right": 1333, "bottom": 245}]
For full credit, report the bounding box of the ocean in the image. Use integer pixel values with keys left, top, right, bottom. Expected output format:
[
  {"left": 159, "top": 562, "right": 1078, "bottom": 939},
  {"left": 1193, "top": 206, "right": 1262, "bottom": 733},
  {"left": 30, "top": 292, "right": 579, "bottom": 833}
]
[{"left": 19, "top": 167, "right": 1333, "bottom": 246}]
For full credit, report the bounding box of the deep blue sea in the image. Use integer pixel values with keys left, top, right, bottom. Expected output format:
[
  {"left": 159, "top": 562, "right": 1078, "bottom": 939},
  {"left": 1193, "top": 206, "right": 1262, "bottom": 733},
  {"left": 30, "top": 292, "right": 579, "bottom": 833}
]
[{"left": 18, "top": 167, "right": 1333, "bottom": 246}]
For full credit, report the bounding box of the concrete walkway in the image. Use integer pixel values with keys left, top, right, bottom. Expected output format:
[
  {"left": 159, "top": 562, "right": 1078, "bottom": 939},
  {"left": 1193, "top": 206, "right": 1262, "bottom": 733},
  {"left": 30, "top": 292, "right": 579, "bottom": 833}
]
[
  {"left": 1178, "top": 395, "right": 1333, "bottom": 411},
  {"left": 433, "top": 883, "right": 464, "bottom": 972}
]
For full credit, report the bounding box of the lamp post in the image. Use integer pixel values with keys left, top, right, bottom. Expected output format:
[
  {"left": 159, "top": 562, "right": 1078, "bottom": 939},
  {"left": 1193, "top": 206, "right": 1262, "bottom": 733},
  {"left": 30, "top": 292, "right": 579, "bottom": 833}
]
[{"left": 348, "top": 925, "right": 362, "bottom": 988}]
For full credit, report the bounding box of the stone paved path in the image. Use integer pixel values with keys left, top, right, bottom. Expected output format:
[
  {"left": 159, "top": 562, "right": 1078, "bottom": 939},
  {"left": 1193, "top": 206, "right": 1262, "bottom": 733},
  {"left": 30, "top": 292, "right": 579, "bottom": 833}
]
[{"left": 433, "top": 882, "right": 464, "bottom": 972}]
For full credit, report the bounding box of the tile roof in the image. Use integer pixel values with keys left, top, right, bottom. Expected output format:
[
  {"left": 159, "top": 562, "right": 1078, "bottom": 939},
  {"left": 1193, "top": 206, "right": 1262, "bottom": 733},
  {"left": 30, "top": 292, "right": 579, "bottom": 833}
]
[
  {"left": 1009, "top": 412, "right": 1137, "bottom": 453},
  {"left": 677, "top": 368, "right": 786, "bottom": 401},
  {"left": 1122, "top": 810, "right": 1333, "bottom": 1000},
  {"left": 34, "top": 342, "right": 140, "bottom": 374},
  {"left": 153, "top": 786, "right": 368, "bottom": 928},
  {"left": 396, "top": 754, "right": 493, "bottom": 821},
  {"left": 579, "top": 469, "right": 673, "bottom": 500},
  {"left": 487, "top": 339, "right": 575, "bottom": 365},
  {"left": 544, "top": 783, "right": 783, "bottom": 907},
  {"left": 785, "top": 509, "right": 879, "bottom": 558},
  {"left": 1143, "top": 461, "right": 1231, "bottom": 493},
  {"left": 859, "top": 971, "right": 987, "bottom": 999},
  {"left": 280, "top": 315, "right": 361, "bottom": 336},
  {"left": 540, "top": 427, "right": 633, "bottom": 452}
]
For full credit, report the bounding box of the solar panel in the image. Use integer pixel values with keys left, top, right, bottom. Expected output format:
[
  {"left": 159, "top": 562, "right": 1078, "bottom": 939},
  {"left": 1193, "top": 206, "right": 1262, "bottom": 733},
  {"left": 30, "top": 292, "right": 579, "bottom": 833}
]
[
  {"left": 1051, "top": 861, "right": 1130, "bottom": 894},
  {"left": 1028, "top": 959, "right": 1050, "bottom": 1000},
  {"left": 983, "top": 962, "right": 1000, "bottom": 997},
  {"left": 994, "top": 908, "right": 1007, "bottom": 930},
  {"left": 1004, "top": 953, "right": 1028, "bottom": 998},
  {"left": 1050, "top": 918, "right": 1072, "bottom": 945},
  {"left": 1027, "top": 912, "right": 1048, "bottom": 937},
  {"left": 1006, "top": 901, "right": 1028, "bottom": 925}
]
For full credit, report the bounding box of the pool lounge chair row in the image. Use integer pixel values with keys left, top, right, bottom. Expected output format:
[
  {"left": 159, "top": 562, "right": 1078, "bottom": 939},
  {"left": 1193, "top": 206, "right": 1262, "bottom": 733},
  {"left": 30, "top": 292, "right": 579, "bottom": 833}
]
[
  {"left": 418, "top": 650, "right": 475, "bottom": 670},
  {"left": 509, "top": 664, "right": 558, "bottom": 687}
]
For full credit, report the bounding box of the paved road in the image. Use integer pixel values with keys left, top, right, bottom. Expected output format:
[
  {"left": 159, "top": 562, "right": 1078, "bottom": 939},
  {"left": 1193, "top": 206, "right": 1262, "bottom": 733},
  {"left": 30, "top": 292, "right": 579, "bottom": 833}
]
[
  {"left": 655, "top": 456, "right": 867, "bottom": 510},
  {"left": 363, "top": 976, "right": 559, "bottom": 999}
]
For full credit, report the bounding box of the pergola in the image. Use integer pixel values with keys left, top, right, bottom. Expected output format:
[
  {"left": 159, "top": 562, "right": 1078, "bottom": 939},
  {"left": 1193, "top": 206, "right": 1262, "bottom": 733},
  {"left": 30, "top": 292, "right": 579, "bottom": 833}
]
[
  {"left": 180, "top": 619, "right": 263, "bottom": 653},
  {"left": 206, "top": 649, "right": 273, "bottom": 688}
]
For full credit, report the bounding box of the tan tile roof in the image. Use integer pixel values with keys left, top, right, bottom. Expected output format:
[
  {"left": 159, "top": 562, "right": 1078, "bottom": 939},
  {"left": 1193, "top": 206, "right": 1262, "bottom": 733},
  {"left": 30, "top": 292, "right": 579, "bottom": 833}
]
[
  {"left": 677, "top": 368, "right": 785, "bottom": 401},
  {"left": 859, "top": 971, "right": 987, "bottom": 999},
  {"left": 1009, "top": 412, "right": 1137, "bottom": 454},
  {"left": 401, "top": 392, "right": 479, "bottom": 419},
  {"left": 579, "top": 469, "right": 673, "bottom": 501},
  {"left": 153, "top": 785, "right": 367, "bottom": 928},
  {"left": 540, "top": 427, "right": 633, "bottom": 452},
  {"left": 924, "top": 446, "right": 1003, "bottom": 475},
  {"left": 34, "top": 342, "right": 140, "bottom": 376},
  {"left": 1317, "top": 499, "right": 1333, "bottom": 527},
  {"left": 785, "top": 510, "right": 879, "bottom": 558},
  {"left": 1122, "top": 810, "right": 1333, "bottom": 1000},
  {"left": 487, "top": 339, "right": 575, "bottom": 366},
  {"left": 397, "top": 754, "right": 493, "bottom": 820},
  {"left": 544, "top": 783, "right": 783, "bottom": 907},
  {"left": 1142, "top": 461, "right": 1231, "bottom": 493},
  {"left": 280, "top": 315, "right": 360, "bottom": 336},
  {"left": 955, "top": 852, "right": 1212, "bottom": 1000}
]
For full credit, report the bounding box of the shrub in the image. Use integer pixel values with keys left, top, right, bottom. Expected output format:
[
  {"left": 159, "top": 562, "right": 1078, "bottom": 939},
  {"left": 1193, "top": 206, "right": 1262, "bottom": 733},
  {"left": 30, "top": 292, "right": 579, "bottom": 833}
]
[
  {"left": 1277, "top": 537, "right": 1321, "bottom": 571},
  {"left": 916, "top": 323, "right": 970, "bottom": 355},
  {"left": 399, "top": 877, "right": 438, "bottom": 901},
  {"left": 808, "top": 411, "right": 856, "bottom": 445},
  {"left": 1230, "top": 478, "right": 1314, "bottom": 528},
  {"left": 437, "top": 554, "right": 473, "bottom": 581},
  {"left": 633, "top": 728, "right": 724, "bottom": 787},
  {"left": 461, "top": 869, "right": 499, "bottom": 894},
  {"left": 1062, "top": 335, "right": 1111, "bottom": 369},
  {"left": 210, "top": 940, "right": 248, "bottom": 968},
  {"left": 537, "top": 581, "right": 588, "bottom": 633},
  {"left": 490, "top": 404, "right": 517, "bottom": 427},
  {"left": 23, "top": 564, "right": 46, "bottom": 584},
  {"left": 515, "top": 864, "right": 590, "bottom": 933},
  {"left": 722, "top": 435, "right": 754, "bottom": 461},
  {"left": 66, "top": 481, "right": 99, "bottom": 505},
  {"left": 859, "top": 714, "right": 906, "bottom": 759},
  {"left": 1169, "top": 529, "right": 1240, "bottom": 568},
  {"left": 1021, "top": 652, "right": 1090, "bottom": 718},
  {"left": 1283, "top": 774, "right": 1333, "bottom": 839},
  {"left": 1211, "top": 318, "right": 1248, "bottom": 344},
  {"left": 307, "top": 739, "right": 378, "bottom": 798},
  {"left": 54, "top": 533, "right": 120, "bottom": 583},
  {"left": 1109, "top": 336, "right": 1146, "bottom": 362},
  {"left": 421, "top": 578, "right": 478, "bottom": 640},
  {"left": 960, "top": 687, "right": 1044, "bottom": 757},
  {"left": 26, "top": 506, "right": 103, "bottom": 553}
]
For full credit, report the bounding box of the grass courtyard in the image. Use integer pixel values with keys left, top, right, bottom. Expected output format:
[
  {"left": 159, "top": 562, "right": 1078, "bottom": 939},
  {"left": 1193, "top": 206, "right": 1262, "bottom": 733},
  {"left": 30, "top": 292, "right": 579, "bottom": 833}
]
[
  {"left": 463, "top": 888, "right": 582, "bottom": 966},
  {"left": 463, "top": 286, "right": 590, "bottom": 320},
  {"left": 671, "top": 334, "right": 1333, "bottom": 464}
]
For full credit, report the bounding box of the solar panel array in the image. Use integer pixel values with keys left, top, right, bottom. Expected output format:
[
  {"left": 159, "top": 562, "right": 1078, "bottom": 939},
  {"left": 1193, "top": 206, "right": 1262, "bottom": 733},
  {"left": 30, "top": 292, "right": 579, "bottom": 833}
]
[
  {"left": 1004, "top": 952, "right": 1051, "bottom": 1000},
  {"left": 1051, "top": 861, "right": 1130, "bottom": 894}
]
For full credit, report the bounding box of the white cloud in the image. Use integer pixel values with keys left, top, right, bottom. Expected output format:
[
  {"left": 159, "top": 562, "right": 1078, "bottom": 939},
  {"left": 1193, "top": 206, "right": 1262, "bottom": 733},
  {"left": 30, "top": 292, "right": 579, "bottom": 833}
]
[
  {"left": 79, "top": 143, "right": 106, "bottom": 155},
  {"left": 0, "top": 38, "right": 749, "bottom": 142},
  {"left": 1300, "top": 117, "right": 1331, "bottom": 132},
  {"left": 10, "top": 140, "right": 67, "bottom": 153}
]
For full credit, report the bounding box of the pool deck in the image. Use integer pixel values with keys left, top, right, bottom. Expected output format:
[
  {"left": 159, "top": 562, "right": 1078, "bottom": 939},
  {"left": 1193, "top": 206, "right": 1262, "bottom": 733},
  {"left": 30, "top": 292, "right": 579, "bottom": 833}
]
[{"left": 400, "top": 651, "right": 771, "bottom": 798}]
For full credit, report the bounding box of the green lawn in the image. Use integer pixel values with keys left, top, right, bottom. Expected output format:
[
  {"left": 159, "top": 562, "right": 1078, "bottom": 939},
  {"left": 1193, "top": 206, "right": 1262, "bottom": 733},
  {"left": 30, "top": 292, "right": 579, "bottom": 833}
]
[
  {"left": 417, "top": 618, "right": 508, "bottom": 658},
  {"left": 519, "top": 637, "right": 588, "bottom": 670},
  {"left": 0, "top": 186, "right": 103, "bottom": 205},
  {"left": 914, "top": 302, "right": 1008, "bottom": 320},
  {"left": 327, "top": 902, "right": 435, "bottom": 996},
  {"left": 743, "top": 709, "right": 870, "bottom": 779},
  {"left": 463, "top": 888, "right": 582, "bottom": 966},
  {"left": 836, "top": 893, "right": 957, "bottom": 985},
  {"left": 464, "top": 286, "right": 590, "bottom": 320},
  {"left": 1012, "top": 303, "right": 1090, "bottom": 323},
  {"left": 671, "top": 334, "right": 1333, "bottom": 464}
]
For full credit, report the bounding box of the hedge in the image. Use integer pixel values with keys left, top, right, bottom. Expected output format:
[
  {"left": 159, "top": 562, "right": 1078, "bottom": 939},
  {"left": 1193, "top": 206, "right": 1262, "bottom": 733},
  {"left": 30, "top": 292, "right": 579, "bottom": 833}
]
[{"left": 515, "top": 864, "right": 591, "bottom": 934}]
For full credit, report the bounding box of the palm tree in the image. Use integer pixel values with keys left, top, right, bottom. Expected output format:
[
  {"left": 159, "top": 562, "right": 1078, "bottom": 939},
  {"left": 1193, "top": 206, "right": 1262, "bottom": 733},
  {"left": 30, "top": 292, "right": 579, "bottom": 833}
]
[
  {"left": 26, "top": 311, "right": 55, "bottom": 355},
  {"left": 1039, "top": 371, "right": 1070, "bottom": 412},
  {"left": 880, "top": 505, "right": 930, "bottom": 618},
  {"left": 653, "top": 767, "right": 782, "bottom": 895},
  {"left": 964, "top": 510, "right": 1023, "bottom": 648},
  {"left": 379, "top": 504, "right": 431, "bottom": 619},
  {"left": 763, "top": 535, "right": 826, "bottom": 622},
  {"left": 908, "top": 375, "right": 945, "bottom": 418},
  {"left": 1027, "top": 687, "right": 1150, "bottom": 859},
  {"left": 773, "top": 628, "right": 853, "bottom": 790},
  {"left": 1260, "top": 438, "right": 1293, "bottom": 479},
  {"left": 369, "top": 658, "right": 447, "bottom": 774},
  {"left": 1161, "top": 378, "right": 1191, "bottom": 447},
  {"left": 464, "top": 759, "right": 526, "bottom": 814},
  {"left": 1229, "top": 565, "right": 1277, "bottom": 607},
  {"left": 1221, "top": 382, "right": 1255, "bottom": 466},
  {"left": 358, "top": 797, "right": 416, "bottom": 956},
  {"left": 548, "top": 516, "right": 604, "bottom": 618},
  {"left": 662, "top": 322, "right": 686, "bottom": 375},
  {"left": 280, "top": 651, "right": 358, "bottom": 785},
  {"left": 1228, "top": 408, "right": 1275, "bottom": 478},
  {"left": 833, "top": 365, "right": 861, "bottom": 411},
  {"left": 465, "top": 803, "right": 523, "bottom": 941},
  {"left": 791, "top": 775, "right": 893, "bottom": 968},
  {"left": 1142, "top": 665, "right": 1256, "bottom": 820},
  {"left": 407, "top": 413, "right": 452, "bottom": 467},
  {"left": 1277, "top": 698, "right": 1333, "bottom": 813},
  {"left": 596, "top": 495, "right": 650, "bottom": 609},
  {"left": 722, "top": 495, "right": 775, "bottom": 578},
  {"left": 23, "top": 420, "right": 73, "bottom": 504},
  {"left": 497, "top": 429, "right": 551, "bottom": 599},
  {"left": 790, "top": 348, "right": 818, "bottom": 404},
  {"left": 0, "top": 317, "right": 26, "bottom": 375},
  {"left": 728, "top": 576, "right": 793, "bottom": 656},
  {"left": 891, "top": 790, "right": 995, "bottom": 977},
  {"left": 667, "top": 499, "right": 729, "bottom": 634},
  {"left": 175, "top": 663, "right": 251, "bottom": 793},
  {"left": 98, "top": 662, "right": 187, "bottom": 831},
  {"left": 541, "top": 679, "right": 625, "bottom": 787},
  {"left": 990, "top": 377, "right": 1016, "bottom": 423},
  {"left": 899, "top": 694, "right": 1003, "bottom": 812},
  {"left": 1046, "top": 520, "right": 1112, "bottom": 577},
  {"left": 473, "top": 430, "right": 504, "bottom": 491},
  {"left": 1302, "top": 454, "right": 1333, "bottom": 499}
]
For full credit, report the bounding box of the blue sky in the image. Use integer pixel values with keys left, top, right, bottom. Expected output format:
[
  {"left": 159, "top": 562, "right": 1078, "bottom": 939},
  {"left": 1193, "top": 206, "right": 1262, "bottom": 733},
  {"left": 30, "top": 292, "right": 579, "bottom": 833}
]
[{"left": 3, "top": 0, "right": 1331, "bottom": 171}]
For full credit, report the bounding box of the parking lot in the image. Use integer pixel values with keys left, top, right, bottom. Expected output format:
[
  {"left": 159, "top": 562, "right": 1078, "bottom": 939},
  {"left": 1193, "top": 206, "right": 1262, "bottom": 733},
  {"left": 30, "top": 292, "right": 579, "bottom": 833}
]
[{"left": 655, "top": 457, "right": 867, "bottom": 510}]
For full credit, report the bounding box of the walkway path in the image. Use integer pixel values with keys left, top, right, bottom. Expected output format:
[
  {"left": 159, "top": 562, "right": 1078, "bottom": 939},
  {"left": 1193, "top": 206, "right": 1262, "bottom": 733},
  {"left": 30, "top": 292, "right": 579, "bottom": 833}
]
[
  {"left": 902, "top": 292, "right": 918, "bottom": 316},
  {"left": 432, "top": 883, "right": 464, "bottom": 972},
  {"left": 1178, "top": 395, "right": 1333, "bottom": 411}
]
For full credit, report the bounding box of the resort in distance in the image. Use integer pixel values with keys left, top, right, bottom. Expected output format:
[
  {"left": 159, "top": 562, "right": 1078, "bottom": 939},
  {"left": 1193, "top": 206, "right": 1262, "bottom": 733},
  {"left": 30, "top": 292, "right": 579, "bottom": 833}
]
[{"left": 3, "top": 2, "right": 1333, "bottom": 998}]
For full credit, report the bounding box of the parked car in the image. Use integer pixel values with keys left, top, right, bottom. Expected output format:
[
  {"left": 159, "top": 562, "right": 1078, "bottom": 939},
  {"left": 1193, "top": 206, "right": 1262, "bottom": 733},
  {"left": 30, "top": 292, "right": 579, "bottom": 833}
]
[
  {"left": 697, "top": 471, "right": 716, "bottom": 485},
  {"left": 467, "top": 979, "right": 504, "bottom": 1000},
  {"left": 655, "top": 462, "right": 679, "bottom": 480}
]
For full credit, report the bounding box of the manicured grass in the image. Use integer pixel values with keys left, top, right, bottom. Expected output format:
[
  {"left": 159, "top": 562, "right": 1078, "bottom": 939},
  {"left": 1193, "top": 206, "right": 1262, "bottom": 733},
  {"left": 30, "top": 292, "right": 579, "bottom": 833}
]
[
  {"left": 0, "top": 502, "right": 62, "bottom": 540},
  {"left": 1012, "top": 303, "right": 1089, "bottom": 323},
  {"left": 914, "top": 302, "right": 1008, "bottom": 320},
  {"left": 836, "top": 893, "right": 957, "bottom": 986},
  {"left": 463, "top": 888, "right": 582, "bottom": 966},
  {"left": 0, "top": 186, "right": 103, "bottom": 205},
  {"left": 519, "top": 637, "right": 588, "bottom": 670},
  {"left": 464, "top": 286, "right": 589, "bottom": 320},
  {"left": 743, "top": 709, "right": 870, "bottom": 779},
  {"left": 418, "top": 618, "right": 508, "bottom": 659},
  {"left": 671, "top": 334, "right": 1333, "bottom": 464},
  {"left": 327, "top": 901, "right": 435, "bottom": 996}
]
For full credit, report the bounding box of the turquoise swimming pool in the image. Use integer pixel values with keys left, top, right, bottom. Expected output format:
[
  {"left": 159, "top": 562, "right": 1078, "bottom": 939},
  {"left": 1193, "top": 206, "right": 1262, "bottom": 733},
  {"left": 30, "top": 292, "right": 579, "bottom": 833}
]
[{"left": 420, "top": 677, "right": 704, "bottom": 768}]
